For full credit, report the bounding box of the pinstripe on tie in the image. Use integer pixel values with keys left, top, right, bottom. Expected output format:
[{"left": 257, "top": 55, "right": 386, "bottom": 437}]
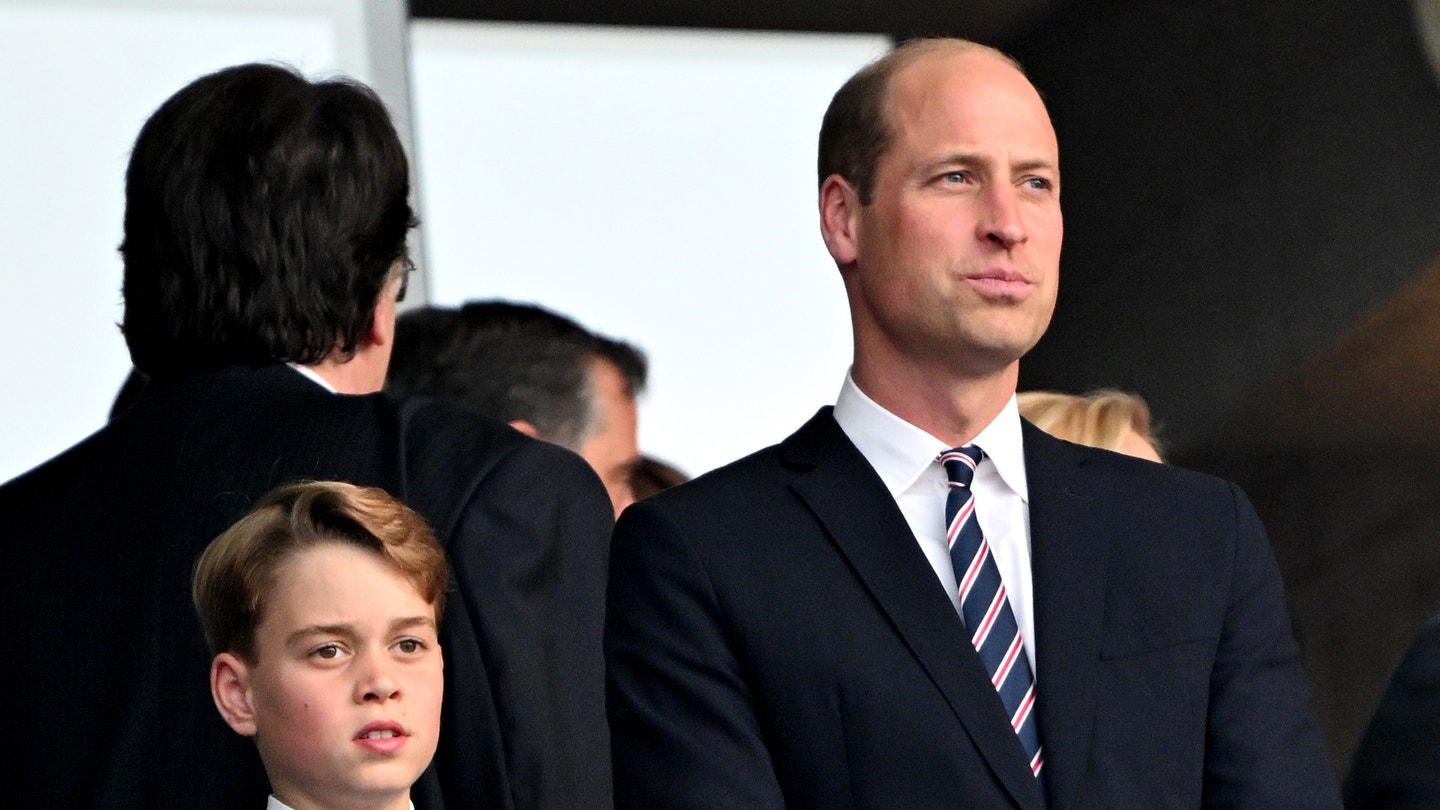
[{"left": 939, "top": 445, "right": 1044, "bottom": 780}]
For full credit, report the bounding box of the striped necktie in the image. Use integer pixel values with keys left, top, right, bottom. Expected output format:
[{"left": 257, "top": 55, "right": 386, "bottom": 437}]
[{"left": 939, "top": 445, "right": 1044, "bottom": 780}]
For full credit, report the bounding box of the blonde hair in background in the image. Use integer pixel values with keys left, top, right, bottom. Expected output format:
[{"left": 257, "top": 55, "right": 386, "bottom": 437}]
[{"left": 1018, "top": 389, "right": 1161, "bottom": 459}]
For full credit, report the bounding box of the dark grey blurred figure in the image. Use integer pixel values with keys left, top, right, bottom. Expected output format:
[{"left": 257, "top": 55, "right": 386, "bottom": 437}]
[{"left": 1346, "top": 613, "right": 1440, "bottom": 808}]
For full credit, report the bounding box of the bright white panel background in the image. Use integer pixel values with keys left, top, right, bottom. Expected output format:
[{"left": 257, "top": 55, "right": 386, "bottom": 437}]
[
  {"left": 410, "top": 23, "right": 889, "bottom": 475},
  {"left": 0, "top": 0, "right": 407, "bottom": 484}
]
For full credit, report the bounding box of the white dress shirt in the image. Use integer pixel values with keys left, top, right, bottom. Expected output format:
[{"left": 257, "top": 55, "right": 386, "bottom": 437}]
[{"left": 833, "top": 372, "right": 1038, "bottom": 673}]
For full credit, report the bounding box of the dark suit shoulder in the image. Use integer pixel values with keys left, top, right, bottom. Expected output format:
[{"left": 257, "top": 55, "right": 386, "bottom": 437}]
[
  {"left": 634, "top": 407, "right": 851, "bottom": 514},
  {"left": 387, "top": 390, "right": 606, "bottom": 535},
  {"left": 1024, "top": 422, "right": 1247, "bottom": 513}
]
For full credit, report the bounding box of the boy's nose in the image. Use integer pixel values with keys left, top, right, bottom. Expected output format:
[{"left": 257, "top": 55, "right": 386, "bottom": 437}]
[{"left": 355, "top": 657, "right": 402, "bottom": 703}]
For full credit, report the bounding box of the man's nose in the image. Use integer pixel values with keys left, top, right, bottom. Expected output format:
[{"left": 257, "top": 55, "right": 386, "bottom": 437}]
[{"left": 978, "top": 185, "right": 1027, "bottom": 249}]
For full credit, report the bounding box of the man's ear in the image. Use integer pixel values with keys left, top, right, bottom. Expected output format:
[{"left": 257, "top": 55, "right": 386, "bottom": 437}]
[
  {"left": 210, "top": 653, "right": 259, "bottom": 738},
  {"left": 819, "top": 174, "right": 862, "bottom": 267},
  {"left": 508, "top": 419, "right": 540, "bottom": 438},
  {"left": 365, "top": 276, "right": 401, "bottom": 350}
]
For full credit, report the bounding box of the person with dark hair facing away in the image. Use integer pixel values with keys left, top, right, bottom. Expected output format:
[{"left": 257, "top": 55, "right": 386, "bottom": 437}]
[
  {"left": 387, "top": 301, "right": 647, "bottom": 516},
  {"left": 0, "top": 63, "right": 612, "bottom": 810},
  {"left": 606, "top": 38, "right": 1338, "bottom": 807}
]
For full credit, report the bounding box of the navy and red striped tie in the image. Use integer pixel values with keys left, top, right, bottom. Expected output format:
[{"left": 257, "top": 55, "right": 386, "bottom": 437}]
[{"left": 939, "top": 445, "right": 1044, "bottom": 781}]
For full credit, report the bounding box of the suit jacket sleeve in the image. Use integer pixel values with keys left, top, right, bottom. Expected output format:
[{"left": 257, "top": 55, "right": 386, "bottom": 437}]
[
  {"left": 1203, "top": 483, "right": 1340, "bottom": 808},
  {"left": 606, "top": 499, "right": 788, "bottom": 809},
  {"left": 441, "top": 438, "right": 614, "bottom": 810}
]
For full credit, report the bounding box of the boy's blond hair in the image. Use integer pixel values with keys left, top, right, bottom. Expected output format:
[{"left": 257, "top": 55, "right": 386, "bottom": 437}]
[{"left": 193, "top": 480, "right": 447, "bottom": 663}]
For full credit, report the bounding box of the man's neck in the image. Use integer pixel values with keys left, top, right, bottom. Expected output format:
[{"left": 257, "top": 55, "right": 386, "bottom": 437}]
[
  {"left": 303, "top": 335, "right": 391, "bottom": 392},
  {"left": 304, "top": 351, "right": 385, "bottom": 395},
  {"left": 850, "top": 359, "right": 1018, "bottom": 447}
]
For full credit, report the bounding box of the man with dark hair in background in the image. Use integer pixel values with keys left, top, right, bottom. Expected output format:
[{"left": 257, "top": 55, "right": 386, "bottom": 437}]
[
  {"left": 606, "top": 38, "right": 1338, "bottom": 807},
  {"left": 0, "top": 63, "right": 612, "bottom": 810},
  {"left": 387, "top": 301, "right": 647, "bottom": 516}
]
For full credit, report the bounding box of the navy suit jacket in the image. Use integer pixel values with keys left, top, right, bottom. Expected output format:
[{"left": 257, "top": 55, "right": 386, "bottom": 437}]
[
  {"left": 0, "top": 365, "right": 613, "bottom": 810},
  {"left": 607, "top": 408, "right": 1338, "bottom": 809}
]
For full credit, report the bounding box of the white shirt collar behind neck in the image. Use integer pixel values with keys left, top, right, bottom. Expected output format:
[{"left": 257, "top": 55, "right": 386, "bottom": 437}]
[{"left": 287, "top": 362, "right": 339, "bottom": 394}]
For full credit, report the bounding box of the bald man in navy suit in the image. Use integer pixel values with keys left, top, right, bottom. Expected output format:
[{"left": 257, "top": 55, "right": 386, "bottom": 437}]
[{"left": 606, "top": 38, "right": 1339, "bottom": 809}]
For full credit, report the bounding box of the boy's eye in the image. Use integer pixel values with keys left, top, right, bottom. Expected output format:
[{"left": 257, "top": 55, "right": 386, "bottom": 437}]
[
  {"left": 312, "top": 644, "right": 342, "bottom": 660},
  {"left": 395, "top": 638, "right": 422, "bottom": 654}
]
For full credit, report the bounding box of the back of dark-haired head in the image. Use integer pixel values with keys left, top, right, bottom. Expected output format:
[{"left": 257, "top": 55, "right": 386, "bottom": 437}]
[
  {"left": 818, "top": 38, "right": 1021, "bottom": 205},
  {"left": 386, "top": 301, "right": 647, "bottom": 451},
  {"left": 120, "top": 62, "right": 415, "bottom": 379}
]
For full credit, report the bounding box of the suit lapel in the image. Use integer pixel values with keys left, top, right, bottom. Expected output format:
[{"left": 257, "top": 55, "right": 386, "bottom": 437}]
[
  {"left": 783, "top": 410, "right": 1047, "bottom": 810},
  {"left": 1024, "top": 422, "right": 1107, "bottom": 810}
]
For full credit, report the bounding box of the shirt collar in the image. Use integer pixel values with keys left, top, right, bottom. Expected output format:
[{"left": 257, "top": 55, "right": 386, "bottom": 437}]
[
  {"left": 268, "top": 796, "right": 414, "bottom": 810},
  {"left": 287, "top": 362, "right": 338, "bottom": 393},
  {"left": 833, "top": 370, "right": 1028, "bottom": 502}
]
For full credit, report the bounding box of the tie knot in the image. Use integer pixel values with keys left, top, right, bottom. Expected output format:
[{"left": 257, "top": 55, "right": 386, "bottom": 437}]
[{"left": 938, "top": 445, "right": 984, "bottom": 488}]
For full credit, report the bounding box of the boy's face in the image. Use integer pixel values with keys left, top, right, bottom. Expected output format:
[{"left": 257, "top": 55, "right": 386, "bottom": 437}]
[{"left": 210, "top": 543, "right": 443, "bottom": 810}]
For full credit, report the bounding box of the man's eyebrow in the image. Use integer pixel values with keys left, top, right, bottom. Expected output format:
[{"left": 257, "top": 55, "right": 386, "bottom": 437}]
[
  {"left": 925, "top": 154, "right": 1058, "bottom": 173},
  {"left": 926, "top": 152, "right": 985, "bottom": 170},
  {"left": 1012, "top": 157, "right": 1059, "bottom": 174}
]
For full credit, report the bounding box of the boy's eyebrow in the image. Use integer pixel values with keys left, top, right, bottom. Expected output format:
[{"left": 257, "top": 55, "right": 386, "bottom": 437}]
[
  {"left": 285, "top": 617, "right": 438, "bottom": 647},
  {"left": 391, "top": 616, "right": 437, "bottom": 633},
  {"left": 287, "top": 623, "right": 356, "bottom": 647}
]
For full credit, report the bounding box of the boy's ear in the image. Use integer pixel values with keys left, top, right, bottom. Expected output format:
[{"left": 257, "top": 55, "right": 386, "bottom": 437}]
[{"left": 210, "top": 653, "right": 259, "bottom": 738}]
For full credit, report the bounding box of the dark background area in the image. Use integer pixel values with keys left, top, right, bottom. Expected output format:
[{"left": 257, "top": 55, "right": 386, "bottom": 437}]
[{"left": 418, "top": 0, "right": 1440, "bottom": 779}]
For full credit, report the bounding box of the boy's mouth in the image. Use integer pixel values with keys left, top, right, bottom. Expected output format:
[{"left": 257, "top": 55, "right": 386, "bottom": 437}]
[
  {"left": 356, "top": 721, "right": 406, "bottom": 738},
  {"left": 355, "top": 721, "right": 409, "bottom": 753}
]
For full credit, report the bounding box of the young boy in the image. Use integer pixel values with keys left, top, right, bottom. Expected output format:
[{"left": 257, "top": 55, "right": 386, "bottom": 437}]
[{"left": 193, "top": 481, "right": 448, "bottom": 810}]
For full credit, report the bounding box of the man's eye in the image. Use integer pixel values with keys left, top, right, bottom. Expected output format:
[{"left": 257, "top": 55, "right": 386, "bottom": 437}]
[
  {"left": 312, "top": 644, "right": 342, "bottom": 660},
  {"left": 942, "top": 171, "right": 968, "bottom": 183},
  {"left": 396, "top": 638, "right": 423, "bottom": 654}
]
